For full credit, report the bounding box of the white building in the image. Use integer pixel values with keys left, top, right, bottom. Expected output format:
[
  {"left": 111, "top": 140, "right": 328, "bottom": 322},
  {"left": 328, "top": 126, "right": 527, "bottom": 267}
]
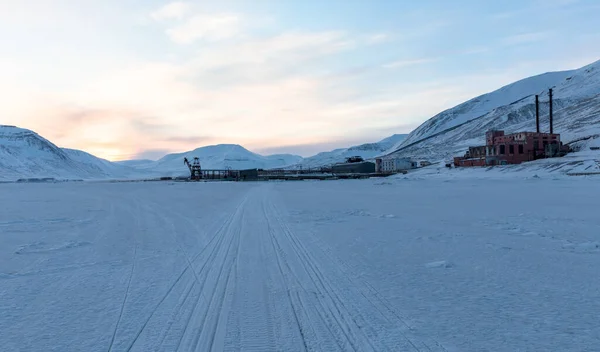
[{"left": 376, "top": 157, "right": 417, "bottom": 173}]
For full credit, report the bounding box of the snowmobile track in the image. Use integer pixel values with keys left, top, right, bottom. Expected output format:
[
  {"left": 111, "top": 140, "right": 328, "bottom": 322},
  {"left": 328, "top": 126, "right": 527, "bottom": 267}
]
[
  {"left": 125, "top": 195, "right": 249, "bottom": 351},
  {"left": 107, "top": 201, "right": 141, "bottom": 352}
]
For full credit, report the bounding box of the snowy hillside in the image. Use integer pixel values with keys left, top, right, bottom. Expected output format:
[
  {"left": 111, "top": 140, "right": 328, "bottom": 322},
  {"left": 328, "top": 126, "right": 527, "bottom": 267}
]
[
  {"left": 385, "top": 59, "right": 600, "bottom": 170},
  {"left": 0, "top": 125, "right": 146, "bottom": 181},
  {"left": 62, "top": 149, "right": 148, "bottom": 179},
  {"left": 290, "top": 134, "right": 407, "bottom": 169},
  {"left": 128, "top": 144, "right": 303, "bottom": 176},
  {"left": 392, "top": 70, "right": 575, "bottom": 151}
]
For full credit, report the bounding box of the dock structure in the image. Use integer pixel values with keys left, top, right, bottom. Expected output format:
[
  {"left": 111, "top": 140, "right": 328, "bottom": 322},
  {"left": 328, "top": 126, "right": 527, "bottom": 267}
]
[
  {"left": 169, "top": 168, "right": 401, "bottom": 182},
  {"left": 173, "top": 154, "right": 407, "bottom": 182},
  {"left": 256, "top": 169, "right": 402, "bottom": 181}
]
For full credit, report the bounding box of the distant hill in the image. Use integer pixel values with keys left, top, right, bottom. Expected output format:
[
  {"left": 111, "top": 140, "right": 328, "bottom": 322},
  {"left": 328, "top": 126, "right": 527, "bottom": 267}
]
[
  {"left": 0, "top": 125, "right": 144, "bottom": 181},
  {"left": 126, "top": 144, "right": 303, "bottom": 176},
  {"left": 288, "top": 134, "right": 408, "bottom": 169}
]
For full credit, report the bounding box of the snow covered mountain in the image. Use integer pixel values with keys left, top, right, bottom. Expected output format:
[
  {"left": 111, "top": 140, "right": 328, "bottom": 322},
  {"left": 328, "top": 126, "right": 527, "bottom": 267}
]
[
  {"left": 61, "top": 148, "right": 147, "bottom": 179},
  {"left": 289, "top": 134, "right": 407, "bottom": 169},
  {"left": 384, "top": 59, "right": 600, "bottom": 167},
  {"left": 0, "top": 125, "right": 145, "bottom": 181},
  {"left": 128, "top": 144, "right": 303, "bottom": 176},
  {"left": 122, "top": 136, "right": 408, "bottom": 175}
]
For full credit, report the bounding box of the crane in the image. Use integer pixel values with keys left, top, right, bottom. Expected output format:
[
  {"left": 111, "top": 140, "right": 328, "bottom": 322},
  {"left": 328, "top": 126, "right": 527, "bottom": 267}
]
[{"left": 184, "top": 157, "right": 202, "bottom": 180}]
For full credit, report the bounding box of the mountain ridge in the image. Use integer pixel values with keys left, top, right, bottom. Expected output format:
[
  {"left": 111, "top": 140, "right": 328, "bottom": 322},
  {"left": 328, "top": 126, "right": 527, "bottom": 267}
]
[
  {"left": 384, "top": 59, "right": 600, "bottom": 168},
  {"left": 285, "top": 134, "right": 408, "bottom": 169},
  {"left": 126, "top": 143, "right": 303, "bottom": 176},
  {"left": 387, "top": 69, "right": 578, "bottom": 154},
  {"left": 0, "top": 125, "right": 143, "bottom": 181}
]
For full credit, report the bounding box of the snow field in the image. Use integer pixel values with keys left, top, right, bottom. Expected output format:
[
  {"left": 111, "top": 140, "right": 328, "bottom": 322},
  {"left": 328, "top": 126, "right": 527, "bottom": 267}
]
[{"left": 1, "top": 178, "right": 599, "bottom": 351}]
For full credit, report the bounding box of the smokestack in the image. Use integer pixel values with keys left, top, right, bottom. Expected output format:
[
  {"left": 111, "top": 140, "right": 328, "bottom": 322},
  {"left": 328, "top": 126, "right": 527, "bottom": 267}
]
[
  {"left": 535, "top": 95, "right": 540, "bottom": 133},
  {"left": 549, "top": 88, "right": 553, "bottom": 134}
]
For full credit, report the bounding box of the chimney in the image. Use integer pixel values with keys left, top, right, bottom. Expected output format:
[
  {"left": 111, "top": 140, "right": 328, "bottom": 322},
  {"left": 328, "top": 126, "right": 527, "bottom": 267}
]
[
  {"left": 549, "top": 88, "right": 554, "bottom": 134},
  {"left": 535, "top": 95, "right": 540, "bottom": 133}
]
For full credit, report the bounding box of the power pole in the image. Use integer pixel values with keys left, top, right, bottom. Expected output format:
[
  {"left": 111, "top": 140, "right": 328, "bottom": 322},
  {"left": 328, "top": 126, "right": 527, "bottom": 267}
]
[
  {"left": 549, "top": 88, "right": 553, "bottom": 134},
  {"left": 535, "top": 95, "right": 540, "bottom": 133}
]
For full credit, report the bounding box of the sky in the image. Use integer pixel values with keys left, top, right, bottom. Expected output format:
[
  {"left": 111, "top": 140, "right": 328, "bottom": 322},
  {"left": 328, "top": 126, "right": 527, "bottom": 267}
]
[{"left": 1, "top": 0, "right": 599, "bottom": 161}]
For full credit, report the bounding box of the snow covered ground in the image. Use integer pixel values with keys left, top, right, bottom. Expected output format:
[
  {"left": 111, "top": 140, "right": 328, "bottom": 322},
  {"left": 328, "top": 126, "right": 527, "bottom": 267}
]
[{"left": 1, "top": 178, "right": 599, "bottom": 351}]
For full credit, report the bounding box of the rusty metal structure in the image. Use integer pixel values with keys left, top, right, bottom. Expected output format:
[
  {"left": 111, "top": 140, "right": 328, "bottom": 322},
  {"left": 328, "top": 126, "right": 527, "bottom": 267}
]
[{"left": 184, "top": 157, "right": 202, "bottom": 180}]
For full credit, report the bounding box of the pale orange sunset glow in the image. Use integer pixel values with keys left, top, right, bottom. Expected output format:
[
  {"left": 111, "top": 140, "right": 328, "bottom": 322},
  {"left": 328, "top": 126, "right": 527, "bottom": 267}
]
[{"left": 2, "top": 1, "right": 598, "bottom": 160}]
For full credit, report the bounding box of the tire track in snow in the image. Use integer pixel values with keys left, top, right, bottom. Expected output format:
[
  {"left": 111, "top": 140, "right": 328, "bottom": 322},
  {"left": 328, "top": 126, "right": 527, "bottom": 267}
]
[
  {"left": 172, "top": 227, "right": 233, "bottom": 351},
  {"left": 191, "top": 205, "right": 244, "bottom": 352},
  {"left": 107, "top": 200, "right": 140, "bottom": 352},
  {"left": 174, "top": 195, "right": 247, "bottom": 352},
  {"left": 265, "top": 186, "right": 443, "bottom": 351},
  {"left": 153, "top": 275, "right": 197, "bottom": 351},
  {"left": 221, "top": 194, "right": 279, "bottom": 351},
  {"left": 205, "top": 236, "right": 240, "bottom": 352},
  {"left": 307, "top": 227, "right": 446, "bottom": 351},
  {"left": 119, "top": 184, "right": 443, "bottom": 351},
  {"left": 262, "top": 191, "right": 368, "bottom": 351},
  {"left": 316, "top": 239, "right": 444, "bottom": 351},
  {"left": 124, "top": 194, "right": 250, "bottom": 351},
  {"left": 302, "top": 214, "right": 448, "bottom": 351},
  {"left": 164, "top": 197, "right": 248, "bottom": 351},
  {"left": 261, "top": 197, "right": 313, "bottom": 351},
  {"left": 265, "top": 197, "right": 375, "bottom": 351}
]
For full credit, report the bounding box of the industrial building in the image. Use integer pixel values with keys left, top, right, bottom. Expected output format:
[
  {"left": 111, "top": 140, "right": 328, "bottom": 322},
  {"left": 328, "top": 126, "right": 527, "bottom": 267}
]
[
  {"left": 454, "top": 89, "right": 570, "bottom": 167},
  {"left": 331, "top": 161, "right": 376, "bottom": 174},
  {"left": 375, "top": 157, "right": 417, "bottom": 173}
]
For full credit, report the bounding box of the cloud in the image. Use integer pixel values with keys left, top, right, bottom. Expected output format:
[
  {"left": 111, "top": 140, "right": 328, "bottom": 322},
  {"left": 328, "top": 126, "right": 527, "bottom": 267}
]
[
  {"left": 501, "top": 32, "right": 549, "bottom": 46},
  {"left": 6, "top": 44, "right": 479, "bottom": 161},
  {"left": 183, "top": 31, "right": 354, "bottom": 76},
  {"left": 490, "top": 9, "right": 526, "bottom": 20},
  {"left": 129, "top": 119, "right": 176, "bottom": 135},
  {"left": 150, "top": 2, "right": 191, "bottom": 21},
  {"left": 382, "top": 58, "right": 438, "bottom": 69},
  {"left": 166, "top": 13, "right": 241, "bottom": 44},
  {"left": 364, "top": 33, "right": 390, "bottom": 44},
  {"left": 533, "top": 0, "right": 579, "bottom": 7},
  {"left": 458, "top": 46, "right": 490, "bottom": 55},
  {"left": 13, "top": 3, "right": 579, "bottom": 162},
  {"left": 150, "top": 2, "right": 242, "bottom": 44}
]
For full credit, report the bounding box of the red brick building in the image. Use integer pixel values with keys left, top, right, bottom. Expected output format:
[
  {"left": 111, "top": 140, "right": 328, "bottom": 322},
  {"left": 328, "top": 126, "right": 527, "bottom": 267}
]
[
  {"left": 454, "top": 130, "right": 568, "bottom": 167},
  {"left": 454, "top": 91, "right": 570, "bottom": 167}
]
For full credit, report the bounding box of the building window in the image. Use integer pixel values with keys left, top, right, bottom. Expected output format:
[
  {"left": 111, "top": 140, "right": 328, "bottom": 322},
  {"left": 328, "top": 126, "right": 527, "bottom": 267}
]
[
  {"left": 509, "top": 145, "right": 514, "bottom": 154},
  {"left": 499, "top": 145, "right": 505, "bottom": 155},
  {"left": 518, "top": 145, "right": 524, "bottom": 154}
]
